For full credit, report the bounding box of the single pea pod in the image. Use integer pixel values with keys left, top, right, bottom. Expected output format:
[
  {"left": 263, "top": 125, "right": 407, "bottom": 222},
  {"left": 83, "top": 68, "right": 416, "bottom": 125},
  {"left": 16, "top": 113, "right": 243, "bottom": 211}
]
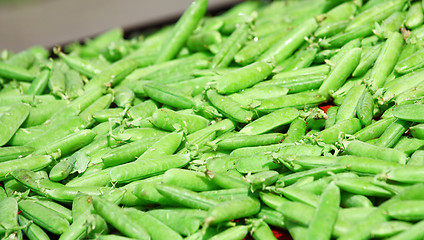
[
  {"left": 18, "top": 215, "right": 50, "bottom": 240},
  {"left": 216, "top": 61, "right": 273, "bottom": 94},
  {"left": 24, "top": 69, "right": 50, "bottom": 95},
  {"left": 356, "top": 89, "right": 374, "bottom": 126},
  {"left": 374, "top": 11, "right": 406, "bottom": 39},
  {"left": 352, "top": 43, "right": 383, "bottom": 77},
  {"left": 318, "top": 48, "right": 361, "bottom": 99},
  {"left": 144, "top": 82, "right": 194, "bottom": 109},
  {"left": 0, "top": 146, "right": 34, "bottom": 163},
  {"left": 18, "top": 199, "right": 70, "bottom": 235},
  {"left": 258, "top": 18, "right": 317, "bottom": 64},
  {"left": 319, "top": 24, "right": 374, "bottom": 49},
  {"left": 395, "top": 48, "right": 424, "bottom": 75},
  {"left": 216, "top": 133, "right": 284, "bottom": 150},
  {"left": 239, "top": 107, "right": 299, "bottom": 135},
  {"left": 314, "top": 20, "right": 350, "bottom": 38},
  {"left": 405, "top": 2, "right": 424, "bottom": 29},
  {"left": 336, "top": 84, "right": 365, "bottom": 123},
  {"left": 0, "top": 155, "right": 52, "bottom": 181},
  {"left": 344, "top": 140, "right": 408, "bottom": 164},
  {"left": 0, "top": 103, "right": 30, "bottom": 146},
  {"left": 150, "top": 108, "right": 209, "bottom": 134},
  {"left": 0, "top": 62, "right": 35, "bottom": 81},
  {"left": 156, "top": 0, "right": 207, "bottom": 63},
  {"left": 156, "top": 184, "right": 219, "bottom": 210},
  {"left": 386, "top": 166, "right": 424, "bottom": 184},
  {"left": 317, "top": 118, "right": 362, "bottom": 144},
  {"left": 206, "top": 89, "right": 253, "bottom": 123},
  {"left": 371, "top": 221, "right": 413, "bottom": 239},
  {"left": 59, "top": 52, "right": 102, "bottom": 78}
]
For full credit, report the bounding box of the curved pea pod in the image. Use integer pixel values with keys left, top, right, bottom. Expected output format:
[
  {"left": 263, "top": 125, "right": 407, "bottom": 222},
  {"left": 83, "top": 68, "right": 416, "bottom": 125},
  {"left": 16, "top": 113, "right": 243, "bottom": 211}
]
[
  {"left": 258, "top": 18, "right": 318, "bottom": 64},
  {"left": 317, "top": 118, "right": 362, "bottom": 144},
  {"left": 393, "top": 136, "right": 424, "bottom": 156},
  {"left": 205, "top": 196, "right": 260, "bottom": 226},
  {"left": 184, "top": 119, "right": 235, "bottom": 149},
  {"left": 284, "top": 118, "right": 307, "bottom": 143},
  {"left": 156, "top": 184, "right": 219, "bottom": 210},
  {"left": 318, "top": 48, "right": 361, "bottom": 99},
  {"left": 343, "top": 140, "right": 408, "bottom": 164},
  {"left": 211, "top": 22, "right": 250, "bottom": 69},
  {"left": 0, "top": 62, "right": 35, "bottom": 81},
  {"left": 370, "top": 32, "right": 403, "bottom": 92},
  {"left": 306, "top": 182, "right": 340, "bottom": 240},
  {"left": 110, "top": 154, "right": 190, "bottom": 183},
  {"left": 147, "top": 208, "right": 206, "bottom": 237},
  {"left": 385, "top": 200, "right": 424, "bottom": 221},
  {"left": 209, "top": 225, "right": 250, "bottom": 240},
  {"left": 113, "top": 86, "right": 134, "bottom": 108},
  {"left": 405, "top": 2, "right": 424, "bottom": 29},
  {"left": 407, "top": 150, "right": 424, "bottom": 166},
  {"left": 385, "top": 70, "right": 424, "bottom": 102},
  {"left": 0, "top": 146, "right": 34, "bottom": 163},
  {"left": 150, "top": 108, "right": 209, "bottom": 134},
  {"left": 18, "top": 199, "right": 70, "bottom": 235},
  {"left": 257, "top": 90, "right": 326, "bottom": 114},
  {"left": 92, "top": 108, "right": 124, "bottom": 122},
  {"left": 353, "top": 117, "right": 395, "bottom": 142},
  {"left": 356, "top": 89, "right": 374, "bottom": 127},
  {"left": 156, "top": 0, "right": 207, "bottom": 63},
  {"left": 0, "top": 103, "right": 30, "bottom": 146},
  {"left": 239, "top": 107, "right": 298, "bottom": 135},
  {"left": 84, "top": 59, "right": 138, "bottom": 90},
  {"left": 0, "top": 197, "right": 19, "bottom": 237},
  {"left": 341, "top": 192, "right": 374, "bottom": 208},
  {"left": 18, "top": 215, "right": 50, "bottom": 240},
  {"left": 346, "top": 0, "right": 406, "bottom": 31},
  {"left": 216, "top": 133, "right": 284, "bottom": 151},
  {"left": 59, "top": 52, "right": 102, "bottom": 78},
  {"left": 386, "top": 165, "right": 424, "bottom": 183},
  {"left": 91, "top": 196, "right": 150, "bottom": 240},
  {"left": 335, "top": 177, "right": 393, "bottom": 198},
  {"left": 320, "top": 24, "right": 374, "bottom": 49},
  {"left": 281, "top": 48, "right": 317, "bottom": 72},
  {"left": 162, "top": 168, "right": 219, "bottom": 192},
  {"left": 144, "top": 82, "right": 194, "bottom": 109},
  {"left": 352, "top": 44, "right": 383, "bottom": 77},
  {"left": 371, "top": 221, "right": 413, "bottom": 238},
  {"left": 138, "top": 131, "right": 184, "bottom": 160},
  {"left": 206, "top": 89, "right": 253, "bottom": 123},
  {"left": 216, "top": 61, "right": 273, "bottom": 94},
  {"left": 410, "top": 124, "right": 424, "bottom": 140},
  {"left": 0, "top": 155, "right": 52, "bottom": 181},
  {"left": 336, "top": 85, "right": 365, "bottom": 123},
  {"left": 127, "top": 100, "right": 157, "bottom": 120},
  {"left": 21, "top": 100, "right": 68, "bottom": 128},
  {"left": 386, "top": 219, "right": 424, "bottom": 240},
  {"left": 33, "top": 130, "right": 95, "bottom": 159},
  {"left": 234, "top": 153, "right": 282, "bottom": 174},
  {"left": 132, "top": 176, "right": 177, "bottom": 206}
]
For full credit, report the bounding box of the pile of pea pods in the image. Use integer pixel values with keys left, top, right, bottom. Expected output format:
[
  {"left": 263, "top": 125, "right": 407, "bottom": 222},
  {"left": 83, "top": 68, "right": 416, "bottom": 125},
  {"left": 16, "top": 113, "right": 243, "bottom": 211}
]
[{"left": 3, "top": 0, "right": 424, "bottom": 239}]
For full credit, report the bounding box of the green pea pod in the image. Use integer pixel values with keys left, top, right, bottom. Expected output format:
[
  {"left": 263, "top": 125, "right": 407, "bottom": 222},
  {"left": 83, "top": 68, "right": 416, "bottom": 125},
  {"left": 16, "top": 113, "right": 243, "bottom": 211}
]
[
  {"left": 371, "top": 221, "right": 413, "bottom": 238},
  {"left": 395, "top": 48, "right": 424, "bottom": 75},
  {"left": 346, "top": 0, "right": 406, "bottom": 31},
  {"left": 356, "top": 89, "right": 374, "bottom": 126},
  {"left": 109, "top": 154, "right": 190, "bottom": 183},
  {"left": 0, "top": 155, "right": 52, "bottom": 181},
  {"left": 206, "top": 89, "right": 253, "bottom": 123},
  {"left": 124, "top": 208, "right": 183, "bottom": 240},
  {"left": 162, "top": 168, "right": 219, "bottom": 192},
  {"left": 156, "top": 184, "right": 219, "bottom": 210},
  {"left": 91, "top": 196, "right": 150, "bottom": 240},
  {"left": 156, "top": 0, "right": 207, "bottom": 63},
  {"left": 144, "top": 82, "right": 194, "bottom": 109},
  {"left": 22, "top": 100, "right": 68, "bottom": 128},
  {"left": 370, "top": 32, "right": 403, "bottom": 92},
  {"left": 24, "top": 69, "right": 50, "bottom": 95},
  {"left": 216, "top": 61, "right": 273, "bottom": 94},
  {"left": 315, "top": 20, "right": 350, "bottom": 38},
  {"left": 235, "top": 29, "right": 288, "bottom": 65},
  {"left": 216, "top": 133, "right": 284, "bottom": 150},
  {"left": 0, "top": 62, "right": 35, "bottom": 81},
  {"left": 353, "top": 117, "right": 395, "bottom": 142},
  {"left": 259, "top": 18, "right": 318, "bottom": 64},
  {"left": 406, "top": 2, "right": 424, "bottom": 29},
  {"left": 317, "top": 118, "right": 362, "bottom": 144},
  {"left": 257, "top": 90, "right": 326, "bottom": 113},
  {"left": 336, "top": 85, "right": 365, "bottom": 123},
  {"left": 318, "top": 48, "right": 361, "bottom": 99},
  {"left": 19, "top": 199, "right": 70, "bottom": 235},
  {"left": 320, "top": 24, "right": 373, "bottom": 49},
  {"left": 33, "top": 130, "right": 96, "bottom": 159},
  {"left": 84, "top": 59, "right": 138, "bottom": 90},
  {"left": 59, "top": 52, "right": 102, "bottom": 78},
  {"left": 0, "top": 103, "right": 30, "bottom": 146},
  {"left": 18, "top": 215, "right": 50, "bottom": 240},
  {"left": 374, "top": 11, "right": 406, "bottom": 39},
  {"left": 147, "top": 208, "right": 207, "bottom": 236},
  {"left": 352, "top": 44, "right": 383, "bottom": 77},
  {"left": 344, "top": 140, "right": 407, "bottom": 164},
  {"left": 65, "top": 70, "right": 85, "bottom": 100},
  {"left": 239, "top": 107, "right": 299, "bottom": 135},
  {"left": 150, "top": 108, "right": 209, "bottom": 134},
  {"left": 0, "top": 146, "right": 34, "bottom": 163},
  {"left": 187, "top": 31, "right": 222, "bottom": 52},
  {"left": 306, "top": 182, "right": 340, "bottom": 240}
]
